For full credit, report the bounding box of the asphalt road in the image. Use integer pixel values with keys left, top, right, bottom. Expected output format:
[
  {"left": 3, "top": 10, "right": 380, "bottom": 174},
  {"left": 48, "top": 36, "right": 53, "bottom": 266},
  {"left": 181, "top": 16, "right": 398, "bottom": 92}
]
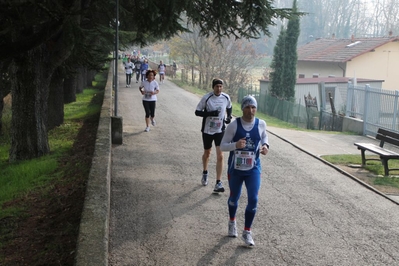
[{"left": 108, "top": 73, "right": 399, "bottom": 265}]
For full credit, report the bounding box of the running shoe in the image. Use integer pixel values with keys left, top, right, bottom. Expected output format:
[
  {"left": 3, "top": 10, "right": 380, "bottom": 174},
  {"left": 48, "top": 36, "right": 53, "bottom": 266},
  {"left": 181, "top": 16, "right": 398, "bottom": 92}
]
[
  {"left": 213, "top": 181, "right": 225, "bottom": 193},
  {"left": 201, "top": 172, "right": 208, "bottom": 186},
  {"left": 151, "top": 120, "right": 156, "bottom": 126},
  {"left": 228, "top": 220, "right": 238, "bottom": 237},
  {"left": 242, "top": 230, "right": 255, "bottom": 246},
  {"left": 144, "top": 127, "right": 150, "bottom": 132}
]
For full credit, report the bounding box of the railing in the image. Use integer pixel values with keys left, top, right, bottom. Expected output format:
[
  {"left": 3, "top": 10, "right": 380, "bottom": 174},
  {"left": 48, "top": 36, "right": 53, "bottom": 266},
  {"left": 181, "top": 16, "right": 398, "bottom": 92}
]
[{"left": 346, "top": 84, "right": 399, "bottom": 136}]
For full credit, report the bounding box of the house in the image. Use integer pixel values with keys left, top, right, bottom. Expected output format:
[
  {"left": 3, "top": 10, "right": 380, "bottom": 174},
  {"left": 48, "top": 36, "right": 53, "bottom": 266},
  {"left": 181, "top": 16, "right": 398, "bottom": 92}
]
[{"left": 296, "top": 35, "right": 399, "bottom": 90}]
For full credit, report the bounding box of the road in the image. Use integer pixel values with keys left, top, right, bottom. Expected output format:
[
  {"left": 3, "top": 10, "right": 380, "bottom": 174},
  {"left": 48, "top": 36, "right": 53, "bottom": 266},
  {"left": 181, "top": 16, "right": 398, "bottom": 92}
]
[{"left": 108, "top": 74, "right": 399, "bottom": 265}]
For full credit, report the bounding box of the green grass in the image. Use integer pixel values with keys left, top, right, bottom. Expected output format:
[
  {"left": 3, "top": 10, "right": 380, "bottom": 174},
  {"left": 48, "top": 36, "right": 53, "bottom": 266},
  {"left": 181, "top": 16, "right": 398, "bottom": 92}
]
[
  {"left": 374, "top": 177, "right": 399, "bottom": 189},
  {"left": 0, "top": 91, "right": 102, "bottom": 202},
  {"left": 321, "top": 154, "right": 399, "bottom": 188},
  {"left": 0, "top": 81, "right": 104, "bottom": 225}
]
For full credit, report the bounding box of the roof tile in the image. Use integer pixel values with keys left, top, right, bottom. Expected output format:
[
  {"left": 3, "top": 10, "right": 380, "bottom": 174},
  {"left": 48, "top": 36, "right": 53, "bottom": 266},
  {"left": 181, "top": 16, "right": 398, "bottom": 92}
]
[{"left": 297, "top": 36, "right": 399, "bottom": 62}]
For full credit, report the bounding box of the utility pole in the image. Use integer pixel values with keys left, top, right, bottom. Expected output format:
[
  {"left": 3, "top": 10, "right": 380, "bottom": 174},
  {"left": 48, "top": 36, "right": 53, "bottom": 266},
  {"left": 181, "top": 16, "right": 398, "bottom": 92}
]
[
  {"left": 112, "top": 0, "right": 123, "bottom": 144},
  {"left": 114, "top": 0, "right": 119, "bottom": 116}
]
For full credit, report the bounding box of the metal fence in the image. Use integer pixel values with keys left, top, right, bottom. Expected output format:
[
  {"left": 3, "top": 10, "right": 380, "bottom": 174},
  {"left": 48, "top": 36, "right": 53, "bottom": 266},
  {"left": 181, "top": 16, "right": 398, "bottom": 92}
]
[
  {"left": 346, "top": 84, "right": 399, "bottom": 136},
  {"left": 238, "top": 87, "right": 321, "bottom": 130},
  {"left": 239, "top": 83, "right": 399, "bottom": 136}
]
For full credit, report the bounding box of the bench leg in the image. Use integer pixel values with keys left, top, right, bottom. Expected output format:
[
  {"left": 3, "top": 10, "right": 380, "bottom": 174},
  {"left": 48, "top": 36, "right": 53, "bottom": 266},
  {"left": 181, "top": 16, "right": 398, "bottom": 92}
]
[
  {"left": 360, "top": 149, "right": 366, "bottom": 166},
  {"left": 381, "top": 158, "right": 389, "bottom": 176}
]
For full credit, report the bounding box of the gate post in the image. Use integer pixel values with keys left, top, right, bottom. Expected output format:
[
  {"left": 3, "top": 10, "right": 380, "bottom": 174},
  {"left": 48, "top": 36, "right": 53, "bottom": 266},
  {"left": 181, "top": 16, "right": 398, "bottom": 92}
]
[{"left": 363, "top": 84, "right": 370, "bottom": 135}]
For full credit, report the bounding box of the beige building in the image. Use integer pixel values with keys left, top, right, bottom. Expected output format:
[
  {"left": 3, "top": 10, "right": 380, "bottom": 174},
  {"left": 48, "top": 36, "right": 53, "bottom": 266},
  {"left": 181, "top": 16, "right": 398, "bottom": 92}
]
[{"left": 296, "top": 35, "right": 399, "bottom": 90}]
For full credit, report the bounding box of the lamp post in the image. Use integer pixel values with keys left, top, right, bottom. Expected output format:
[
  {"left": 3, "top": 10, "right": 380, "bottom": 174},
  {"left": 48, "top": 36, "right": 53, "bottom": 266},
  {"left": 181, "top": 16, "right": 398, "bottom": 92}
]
[
  {"left": 114, "top": 0, "right": 119, "bottom": 116},
  {"left": 111, "top": 0, "right": 123, "bottom": 145}
]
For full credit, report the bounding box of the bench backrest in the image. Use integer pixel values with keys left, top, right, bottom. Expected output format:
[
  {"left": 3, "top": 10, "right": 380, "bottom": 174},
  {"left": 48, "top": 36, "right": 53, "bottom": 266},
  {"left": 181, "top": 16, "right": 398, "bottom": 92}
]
[{"left": 376, "top": 128, "right": 399, "bottom": 148}]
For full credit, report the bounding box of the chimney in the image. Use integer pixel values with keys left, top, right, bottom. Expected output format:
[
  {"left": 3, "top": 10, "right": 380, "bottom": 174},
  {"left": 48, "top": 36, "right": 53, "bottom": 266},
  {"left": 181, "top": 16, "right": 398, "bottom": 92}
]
[
  {"left": 298, "top": 74, "right": 305, "bottom": 78},
  {"left": 351, "top": 34, "right": 355, "bottom": 42}
]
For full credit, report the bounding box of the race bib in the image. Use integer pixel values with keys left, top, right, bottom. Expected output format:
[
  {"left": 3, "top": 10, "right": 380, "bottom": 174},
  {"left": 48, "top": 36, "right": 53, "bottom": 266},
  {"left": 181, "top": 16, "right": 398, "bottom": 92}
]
[
  {"left": 145, "top": 92, "right": 152, "bottom": 99},
  {"left": 208, "top": 117, "right": 222, "bottom": 128},
  {"left": 234, "top": 150, "right": 255, "bottom": 170}
]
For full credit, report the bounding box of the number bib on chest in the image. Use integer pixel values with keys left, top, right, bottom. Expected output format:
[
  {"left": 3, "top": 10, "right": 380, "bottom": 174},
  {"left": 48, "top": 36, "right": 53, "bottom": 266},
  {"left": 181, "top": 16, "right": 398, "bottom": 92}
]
[
  {"left": 208, "top": 117, "right": 222, "bottom": 128},
  {"left": 145, "top": 92, "right": 152, "bottom": 99},
  {"left": 234, "top": 150, "right": 255, "bottom": 170}
]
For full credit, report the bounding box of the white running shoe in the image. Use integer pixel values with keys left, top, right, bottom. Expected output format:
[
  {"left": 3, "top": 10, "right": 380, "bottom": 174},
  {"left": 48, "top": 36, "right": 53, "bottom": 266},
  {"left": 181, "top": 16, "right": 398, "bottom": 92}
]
[
  {"left": 213, "top": 181, "right": 225, "bottom": 193},
  {"left": 151, "top": 120, "right": 156, "bottom": 126},
  {"left": 242, "top": 230, "right": 255, "bottom": 246},
  {"left": 228, "top": 220, "right": 238, "bottom": 237},
  {"left": 201, "top": 172, "right": 208, "bottom": 186},
  {"left": 144, "top": 127, "right": 150, "bottom": 132}
]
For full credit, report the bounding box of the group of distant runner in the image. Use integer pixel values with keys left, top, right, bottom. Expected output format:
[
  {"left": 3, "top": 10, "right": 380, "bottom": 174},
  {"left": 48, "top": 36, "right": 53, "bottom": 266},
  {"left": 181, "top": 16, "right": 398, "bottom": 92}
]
[{"left": 122, "top": 53, "right": 178, "bottom": 87}]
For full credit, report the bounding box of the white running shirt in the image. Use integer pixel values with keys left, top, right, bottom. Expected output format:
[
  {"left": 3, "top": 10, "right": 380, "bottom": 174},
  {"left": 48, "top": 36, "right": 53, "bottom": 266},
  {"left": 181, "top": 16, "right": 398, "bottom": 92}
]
[{"left": 196, "top": 92, "right": 232, "bottom": 135}]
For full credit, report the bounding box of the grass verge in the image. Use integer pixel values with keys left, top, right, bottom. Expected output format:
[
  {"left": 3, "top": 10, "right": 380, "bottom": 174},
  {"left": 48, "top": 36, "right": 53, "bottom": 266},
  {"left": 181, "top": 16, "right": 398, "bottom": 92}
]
[
  {"left": 322, "top": 154, "right": 399, "bottom": 189},
  {"left": 0, "top": 72, "right": 106, "bottom": 265}
]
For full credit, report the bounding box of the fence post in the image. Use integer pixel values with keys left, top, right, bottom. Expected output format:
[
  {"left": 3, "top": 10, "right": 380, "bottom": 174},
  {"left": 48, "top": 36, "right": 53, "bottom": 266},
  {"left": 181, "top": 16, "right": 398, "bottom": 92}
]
[
  {"left": 318, "top": 82, "right": 325, "bottom": 129},
  {"left": 393, "top": 90, "right": 399, "bottom": 130},
  {"left": 363, "top": 84, "right": 370, "bottom": 135},
  {"left": 346, "top": 81, "right": 353, "bottom": 117}
]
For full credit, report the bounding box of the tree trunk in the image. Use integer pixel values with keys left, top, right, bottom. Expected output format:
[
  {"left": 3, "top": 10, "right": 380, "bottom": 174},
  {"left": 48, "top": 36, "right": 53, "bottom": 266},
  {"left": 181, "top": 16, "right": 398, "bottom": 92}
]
[
  {"left": 9, "top": 45, "right": 51, "bottom": 162},
  {"left": 76, "top": 67, "right": 84, "bottom": 94},
  {"left": 48, "top": 68, "right": 64, "bottom": 131},
  {"left": 0, "top": 97, "right": 3, "bottom": 134},
  {"left": 87, "top": 69, "right": 96, "bottom": 87},
  {"left": 0, "top": 60, "right": 11, "bottom": 134},
  {"left": 64, "top": 76, "right": 77, "bottom": 104}
]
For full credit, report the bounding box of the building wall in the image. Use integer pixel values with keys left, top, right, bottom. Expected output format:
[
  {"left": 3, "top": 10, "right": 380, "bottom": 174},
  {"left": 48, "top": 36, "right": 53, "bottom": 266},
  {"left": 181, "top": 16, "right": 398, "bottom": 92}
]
[
  {"left": 296, "top": 61, "right": 346, "bottom": 78},
  {"left": 346, "top": 42, "right": 399, "bottom": 90},
  {"left": 297, "top": 42, "right": 399, "bottom": 91}
]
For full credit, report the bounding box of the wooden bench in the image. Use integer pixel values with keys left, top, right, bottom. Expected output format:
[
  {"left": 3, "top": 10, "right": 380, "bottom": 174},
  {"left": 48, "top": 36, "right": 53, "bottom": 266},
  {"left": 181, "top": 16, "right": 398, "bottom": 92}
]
[{"left": 354, "top": 128, "right": 399, "bottom": 176}]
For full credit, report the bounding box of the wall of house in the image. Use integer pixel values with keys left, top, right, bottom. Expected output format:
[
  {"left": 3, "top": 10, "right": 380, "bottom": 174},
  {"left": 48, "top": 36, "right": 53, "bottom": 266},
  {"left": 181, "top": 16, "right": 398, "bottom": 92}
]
[
  {"left": 346, "top": 42, "right": 399, "bottom": 90},
  {"left": 347, "top": 42, "right": 399, "bottom": 90},
  {"left": 296, "top": 61, "right": 345, "bottom": 78}
]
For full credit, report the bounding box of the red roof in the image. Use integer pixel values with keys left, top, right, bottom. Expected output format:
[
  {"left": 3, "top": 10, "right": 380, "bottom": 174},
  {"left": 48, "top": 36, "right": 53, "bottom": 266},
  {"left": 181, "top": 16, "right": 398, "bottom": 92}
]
[{"left": 297, "top": 36, "right": 399, "bottom": 63}]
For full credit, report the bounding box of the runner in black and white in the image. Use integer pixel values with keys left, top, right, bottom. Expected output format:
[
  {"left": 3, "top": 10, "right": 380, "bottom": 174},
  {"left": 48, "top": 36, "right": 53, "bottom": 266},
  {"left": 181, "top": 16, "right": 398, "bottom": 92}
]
[
  {"left": 195, "top": 78, "right": 232, "bottom": 193},
  {"left": 158, "top": 60, "right": 166, "bottom": 83}
]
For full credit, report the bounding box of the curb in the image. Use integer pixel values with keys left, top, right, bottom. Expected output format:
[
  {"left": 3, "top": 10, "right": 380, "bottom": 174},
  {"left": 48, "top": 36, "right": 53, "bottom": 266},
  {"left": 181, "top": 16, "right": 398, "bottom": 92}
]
[{"left": 74, "top": 67, "right": 112, "bottom": 265}]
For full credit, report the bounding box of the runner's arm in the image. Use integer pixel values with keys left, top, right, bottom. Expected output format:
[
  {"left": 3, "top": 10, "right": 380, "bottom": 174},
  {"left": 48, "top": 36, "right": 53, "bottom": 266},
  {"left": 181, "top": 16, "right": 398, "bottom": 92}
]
[{"left": 220, "top": 121, "right": 238, "bottom": 152}]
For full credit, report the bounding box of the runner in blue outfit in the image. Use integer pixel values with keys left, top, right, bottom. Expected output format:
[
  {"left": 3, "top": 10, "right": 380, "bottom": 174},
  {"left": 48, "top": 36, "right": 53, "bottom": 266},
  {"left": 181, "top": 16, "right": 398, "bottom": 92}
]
[{"left": 220, "top": 95, "right": 269, "bottom": 247}]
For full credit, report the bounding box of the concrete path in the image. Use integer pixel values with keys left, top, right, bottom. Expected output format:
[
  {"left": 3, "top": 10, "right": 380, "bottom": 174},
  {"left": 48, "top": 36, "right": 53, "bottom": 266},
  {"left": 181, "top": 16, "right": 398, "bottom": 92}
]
[{"left": 108, "top": 72, "right": 399, "bottom": 265}]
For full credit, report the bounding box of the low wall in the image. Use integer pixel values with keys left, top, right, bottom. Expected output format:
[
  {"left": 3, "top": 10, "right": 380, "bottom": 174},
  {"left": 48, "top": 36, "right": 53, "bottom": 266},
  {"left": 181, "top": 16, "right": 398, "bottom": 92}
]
[
  {"left": 342, "top": 116, "right": 364, "bottom": 135},
  {"left": 74, "top": 67, "right": 112, "bottom": 265}
]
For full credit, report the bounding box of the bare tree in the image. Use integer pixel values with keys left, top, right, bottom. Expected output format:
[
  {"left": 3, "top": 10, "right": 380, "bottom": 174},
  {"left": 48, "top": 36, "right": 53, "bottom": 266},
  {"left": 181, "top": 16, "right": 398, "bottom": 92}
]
[{"left": 169, "top": 24, "right": 256, "bottom": 99}]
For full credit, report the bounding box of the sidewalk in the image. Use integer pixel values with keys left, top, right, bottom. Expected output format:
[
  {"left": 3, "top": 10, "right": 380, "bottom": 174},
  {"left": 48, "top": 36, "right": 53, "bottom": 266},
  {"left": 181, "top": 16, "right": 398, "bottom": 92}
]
[
  {"left": 267, "top": 126, "right": 374, "bottom": 156},
  {"left": 267, "top": 126, "right": 399, "bottom": 204}
]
